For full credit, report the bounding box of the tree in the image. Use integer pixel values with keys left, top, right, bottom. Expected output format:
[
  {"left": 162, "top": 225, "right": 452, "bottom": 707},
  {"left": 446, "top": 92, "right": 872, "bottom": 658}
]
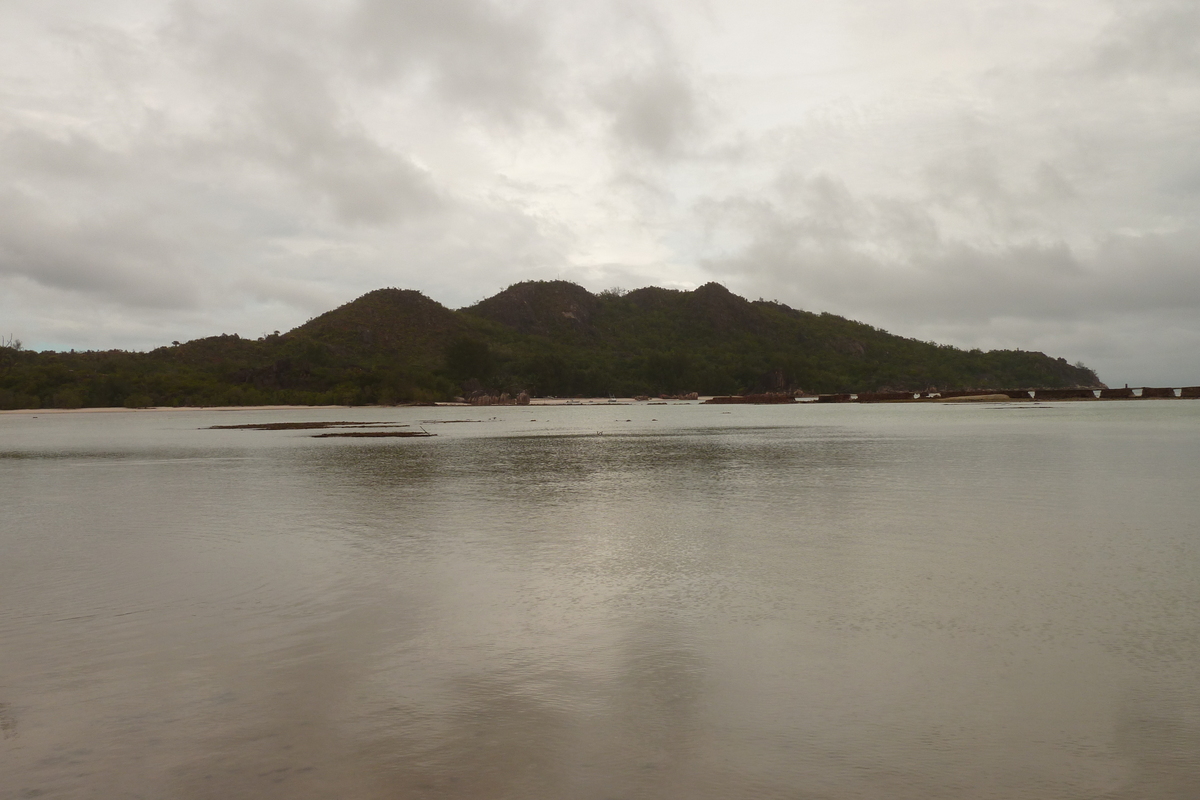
[{"left": 444, "top": 337, "right": 495, "bottom": 383}]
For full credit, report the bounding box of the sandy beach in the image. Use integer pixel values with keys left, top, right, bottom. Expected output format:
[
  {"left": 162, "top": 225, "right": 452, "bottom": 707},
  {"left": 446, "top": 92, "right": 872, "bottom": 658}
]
[{"left": 0, "top": 399, "right": 715, "bottom": 414}]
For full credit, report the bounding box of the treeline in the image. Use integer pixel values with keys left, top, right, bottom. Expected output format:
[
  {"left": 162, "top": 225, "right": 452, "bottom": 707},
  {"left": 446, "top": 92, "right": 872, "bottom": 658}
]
[
  {"left": 0, "top": 336, "right": 453, "bottom": 410},
  {"left": 0, "top": 281, "right": 1102, "bottom": 410}
]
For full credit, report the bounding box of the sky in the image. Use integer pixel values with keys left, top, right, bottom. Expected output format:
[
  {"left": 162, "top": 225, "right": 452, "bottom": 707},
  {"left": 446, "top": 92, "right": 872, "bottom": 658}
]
[{"left": 2, "top": 0, "right": 1199, "bottom": 386}]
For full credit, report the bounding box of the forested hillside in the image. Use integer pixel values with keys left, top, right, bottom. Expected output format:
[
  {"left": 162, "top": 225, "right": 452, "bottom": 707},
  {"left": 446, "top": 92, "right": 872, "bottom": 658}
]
[{"left": 0, "top": 281, "right": 1101, "bottom": 409}]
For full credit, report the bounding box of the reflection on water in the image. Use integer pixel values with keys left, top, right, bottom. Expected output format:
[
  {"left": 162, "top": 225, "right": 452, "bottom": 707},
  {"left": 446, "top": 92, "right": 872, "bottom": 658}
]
[{"left": 1, "top": 402, "right": 1199, "bottom": 798}]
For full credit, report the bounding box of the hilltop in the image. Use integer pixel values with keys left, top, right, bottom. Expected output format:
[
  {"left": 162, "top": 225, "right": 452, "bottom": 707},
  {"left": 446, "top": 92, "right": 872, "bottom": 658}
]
[{"left": 0, "top": 281, "right": 1101, "bottom": 409}]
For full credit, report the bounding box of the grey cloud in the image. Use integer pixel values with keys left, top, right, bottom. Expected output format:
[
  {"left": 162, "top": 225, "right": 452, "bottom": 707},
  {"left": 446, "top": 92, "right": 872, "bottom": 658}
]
[
  {"left": 698, "top": 173, "right": 939, "bottom": 262},
  {"left": 598, "top": 62, "right": 703, "bottom": 157},
  {"left": 675, "top": 3, "right": 1200, "bottom": 386},
  {"left": 697, "top": 171, "right": 1200, "bottom": 328},
  {"left": 167, "top": 2, "right": 441, "bottom": 225},
  {"left": 0, "top": 0, "right": 582, "bottom": 332},
  {"left": 1033, "top": 162, "right": 1078, "bottom": 203},
  {"left": 923, "top": 147, "right": 1008, "bottom": 214},
  {"left": 247, "top": 70, "right": 442, "bottom": 226},
  {"left": 883, "top": 308, "right": 1200, "bottom": 388},
  {"left": 702, "top": 212, "right": 1200, "bottom": 386},
  {"left": 389, "top": 203, "right": 573, "bottom": 309},
  {"left": 1092, "top": 1, "right": 1200, "bottom": 77},
  {"left": 0, "top": 129, "right": 126, "bottom": 181},
  {"left": 234, "top": 275, "right": 347, "bottom": 320},
  {"left": 0, "top": 187, "right": 199, "bottom": 308},
  {"left": 346, "top": 0, "right": 554, "bottom": 123}
]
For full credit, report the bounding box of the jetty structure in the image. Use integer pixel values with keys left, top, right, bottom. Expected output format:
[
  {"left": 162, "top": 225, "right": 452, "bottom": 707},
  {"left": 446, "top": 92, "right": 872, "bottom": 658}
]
[{"left": 702, "top": 387, "right": 1199, "bottom": 404}]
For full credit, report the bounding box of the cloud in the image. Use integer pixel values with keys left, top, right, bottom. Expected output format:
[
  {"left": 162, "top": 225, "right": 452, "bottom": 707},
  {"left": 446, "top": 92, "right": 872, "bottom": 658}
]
[
  {"left": 345, "top": 0, "right": 555, "bottom": 123},
  {"left": 0, "top": 0, "right": 585, "bottom": 326},
  {"left": 699, "top": 165, "right": 1200, "bottom": 317},
  {"left": 0, "top": 128, "right": 172, "bottom": 300},
  {"left": 1, "top": 0, "right": 1199, "bottom": 385},
  {"left": 0, "top": 176, "right": 199, "bottom": 308},
  {"left": 165, "top": 1, "right": 445, "bottom": 225},
  {"left": 598, "top": 62, "right": 703, "bottom": 157},
  {"left": 1092, "top": 1, "right": 1200, "bottom": 77},
  {"left": 694, "top": 161, "right": 1200, "bottom": 386}
]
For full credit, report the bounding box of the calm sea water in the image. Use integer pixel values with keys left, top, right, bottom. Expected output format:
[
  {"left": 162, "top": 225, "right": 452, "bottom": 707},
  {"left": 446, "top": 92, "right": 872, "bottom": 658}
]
[{"left": 1, "top": 401, "right": 1198, "bottom": 799}]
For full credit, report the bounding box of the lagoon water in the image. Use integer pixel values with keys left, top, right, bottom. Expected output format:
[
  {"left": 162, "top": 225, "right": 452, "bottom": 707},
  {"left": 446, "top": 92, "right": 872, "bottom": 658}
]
[{"left": 2, "top": 401, "right": 1199, "bottom": 799}]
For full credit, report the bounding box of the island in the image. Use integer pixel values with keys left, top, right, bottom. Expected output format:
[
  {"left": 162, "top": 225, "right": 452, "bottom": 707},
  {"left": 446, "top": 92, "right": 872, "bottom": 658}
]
[{"left": 0, "top": 281, "right": 1103, "bottom": 410}]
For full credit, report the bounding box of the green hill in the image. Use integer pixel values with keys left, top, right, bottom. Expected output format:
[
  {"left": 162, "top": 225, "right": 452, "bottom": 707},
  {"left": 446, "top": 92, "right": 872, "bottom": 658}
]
[
  {"left": 458, "top": 281, "right": 1099, "bottom": 397},
  {"left": 0, "top": 281, "right": 1102, "bottom": 409}
]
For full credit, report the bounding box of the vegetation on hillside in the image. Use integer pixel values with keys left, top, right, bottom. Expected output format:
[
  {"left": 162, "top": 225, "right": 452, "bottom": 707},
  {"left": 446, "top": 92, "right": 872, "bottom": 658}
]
[{"left": 0, "top": 282, "right": 1102, "bottom": 409}]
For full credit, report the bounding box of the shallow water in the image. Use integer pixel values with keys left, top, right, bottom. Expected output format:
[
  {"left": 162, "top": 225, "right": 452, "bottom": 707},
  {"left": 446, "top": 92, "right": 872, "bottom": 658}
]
[{"left": 2, "top": 401, "right": 1199, "bottom": 799}]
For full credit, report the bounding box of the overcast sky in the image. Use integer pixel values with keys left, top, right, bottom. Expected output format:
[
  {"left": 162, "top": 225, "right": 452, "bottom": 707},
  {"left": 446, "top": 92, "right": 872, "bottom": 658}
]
[{"left": 2, "top": 0, "right": 1199, "bottom": 385}]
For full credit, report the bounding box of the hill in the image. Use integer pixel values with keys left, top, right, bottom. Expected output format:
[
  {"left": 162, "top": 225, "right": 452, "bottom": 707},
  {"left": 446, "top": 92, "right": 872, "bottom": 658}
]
[
  {"left": 457, "top": 281, "right": 1098, "bottom": 398},
  {"left": 0, "top": 281, "right": 1102, "bottom": 409}
]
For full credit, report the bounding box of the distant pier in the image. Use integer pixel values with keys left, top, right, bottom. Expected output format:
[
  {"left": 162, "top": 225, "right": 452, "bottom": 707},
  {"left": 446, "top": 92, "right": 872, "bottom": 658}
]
[
  {"left": 703, "top": 387, "right": 1200, "bottom": 404},
  {"left": 813, "top": 387, "right": 1200, "bottom": 403}
]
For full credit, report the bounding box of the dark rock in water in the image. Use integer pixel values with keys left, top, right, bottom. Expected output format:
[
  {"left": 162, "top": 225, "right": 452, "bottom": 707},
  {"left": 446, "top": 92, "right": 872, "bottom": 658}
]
[
  {"left": 208, "top": 421, "right": 407, "bottom": 431},
  {"left": 311, "top": 431, "right": 435, "bottom": 438},
  {"left": 1100, "top": 388, "right": 1135, "bottom": 399},
  {"left": 1139, "top": 387, "right": 1176, "bottom": 398},
  {"left": 855, "top": 391, "right": 918, "bottom": 402},
  {"left": 704, "top": 393, "right": 796, "bottom": 405},
  {"left": 1181, "top": 386, "right": 1200, "bottom": 398},
  {"left": 816, "top": 394, "right": 852, "bottom": 403}
]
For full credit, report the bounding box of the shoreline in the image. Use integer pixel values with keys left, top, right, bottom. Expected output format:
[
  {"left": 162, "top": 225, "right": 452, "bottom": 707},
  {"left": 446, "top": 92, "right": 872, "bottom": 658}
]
[
  {"left": 0, "top": 400, "right": 672, "bottom": 415},
  {"left": 3, "top": 393, "right": 1196, "bottom": 415},
  {"left": 0, "top": 398, "right": 717, "bottom": 414},
  {"left": 0, "top": 404, "right": 353, "bottom": 415}
]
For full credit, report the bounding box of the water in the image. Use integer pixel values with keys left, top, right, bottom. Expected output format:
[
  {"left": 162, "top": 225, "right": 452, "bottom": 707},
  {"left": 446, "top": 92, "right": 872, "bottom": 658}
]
[{"left": 1, "top": 401, "right": 1198, "bottom": 799}]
